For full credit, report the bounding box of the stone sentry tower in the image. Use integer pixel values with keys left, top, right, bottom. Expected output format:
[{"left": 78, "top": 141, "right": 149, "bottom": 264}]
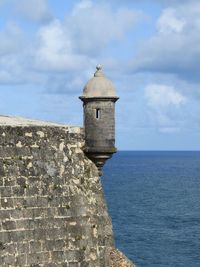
[{"left": 79, "top": 64, "right": 119, "bottom": 175}]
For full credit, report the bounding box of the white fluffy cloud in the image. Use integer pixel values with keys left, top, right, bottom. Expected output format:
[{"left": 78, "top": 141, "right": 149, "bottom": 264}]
[
  {"left": 157, "top": 8, "right": 185, "bottom": 33},
  {"left": 34, "top": 20, "right": 89, "bottom": 72},
  {"left": 68, "top": 0, "right": 140, "bottom": 55},
  {"left": 145, "top": 84, "right": 186, "bottom": 108},
  {"left": 132, "top": 1, "right": 200, "bottom": 82},
  {"left": 34, "top": 1, "right": 139, "bottom": 74},
  {"left": 0, "top": 23, "right": 28, "bottom": 84},
  {"left": 144, "top": 84, "right": 187, "bottom": 132},
  {"left": 0, "top": 0, "right": 140, "bottom": 92}
]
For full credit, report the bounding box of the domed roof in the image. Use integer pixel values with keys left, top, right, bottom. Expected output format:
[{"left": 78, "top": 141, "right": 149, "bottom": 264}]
[{"left": 81, "top": 65, "right": 117, "bottom": 98}]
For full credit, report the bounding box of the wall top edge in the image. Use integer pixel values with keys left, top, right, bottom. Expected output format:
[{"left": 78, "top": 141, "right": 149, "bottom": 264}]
[{"left": 0, "top": 115, "right": 81, "bottom": 132}]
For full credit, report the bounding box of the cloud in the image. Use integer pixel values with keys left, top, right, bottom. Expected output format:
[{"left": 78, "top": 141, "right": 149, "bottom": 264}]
[
  {"left": 157, "top": 8, "right": 185, "bottom": 33},
  {"left": 32, "top": 0, "right": 141, "bottom": 93},
  {"left": 144, "top": 84, "right": 187, "bottom": 132},
  {"left": 100, "top": 0, "right": 198, "bottom": 7},
  {"left": 0, "top": 23, "right": 24, "bottom": 56},
  {"left": 0, "top": 22, "right": 29, "bottom": 84},
  {"left": 14, "top": 0, "right": 52, "bottom": 23},
  {"left": 34, "top": 0, "right": 140, "bottom": 71},
  {"left": 158, "top": 0, "right": 198, "bottom": 5},
  {"left": 67, "top": 0, "right": 141, "bottom": 55},
  {"left": 0, "top": 0, "right": 140, "bottom": 92},
  {"left": 131, "top": 2, "right": 200, "bottom": 82},
  {"left": 0, "top": 23, "right": 45, "bottom": 85},
  {"left": 145, "top": 84, "right": 186, "bottom": 107},
  {"left": 34, "top": 19, "right": 90, "bottom": 72}
]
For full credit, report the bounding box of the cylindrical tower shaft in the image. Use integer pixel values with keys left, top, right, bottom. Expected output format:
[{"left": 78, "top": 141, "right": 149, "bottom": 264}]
[{"left": 84, "top": 99, "right": 116, "bottom": 151}]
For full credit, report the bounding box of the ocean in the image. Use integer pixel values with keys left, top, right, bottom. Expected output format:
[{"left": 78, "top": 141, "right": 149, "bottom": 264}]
[{"left": 102, "top": 151, "right": 200, "bottom": 267}]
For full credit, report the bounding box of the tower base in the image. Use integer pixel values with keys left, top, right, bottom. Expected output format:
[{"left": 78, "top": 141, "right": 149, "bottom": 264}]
[{"left": 84, "top": 148, "right": 117, "bottom": 176}]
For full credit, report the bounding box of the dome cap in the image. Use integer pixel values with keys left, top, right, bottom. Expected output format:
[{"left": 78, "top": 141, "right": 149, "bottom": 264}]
[{"left": 81, "top": 65, "right": 118, "bottom": 98}]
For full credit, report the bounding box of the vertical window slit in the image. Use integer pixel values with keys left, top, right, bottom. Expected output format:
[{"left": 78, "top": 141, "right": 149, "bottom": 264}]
[{"left": 96, "top": 109, "right": 101, "bottom": 119}]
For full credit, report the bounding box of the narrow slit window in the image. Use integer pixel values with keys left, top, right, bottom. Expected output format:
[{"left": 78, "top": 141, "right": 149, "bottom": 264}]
[{"left": 96, "top": 108, "right": 101, "bottom": 119}]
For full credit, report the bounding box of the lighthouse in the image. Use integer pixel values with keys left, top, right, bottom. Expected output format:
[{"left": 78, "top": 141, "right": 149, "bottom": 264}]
[{"left": 79, "top": 65, "right": 119, "bottom": 175}]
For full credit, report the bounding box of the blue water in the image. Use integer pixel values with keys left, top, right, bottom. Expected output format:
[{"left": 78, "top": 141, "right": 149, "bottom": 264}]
[{"left": 102, "top": 151, "right": 200, "bottom": 267}]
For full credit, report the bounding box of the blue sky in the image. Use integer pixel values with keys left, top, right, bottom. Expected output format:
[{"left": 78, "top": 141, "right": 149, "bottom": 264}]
[{"left": 0, "top": 0, "right": 200, "bottom": 150}]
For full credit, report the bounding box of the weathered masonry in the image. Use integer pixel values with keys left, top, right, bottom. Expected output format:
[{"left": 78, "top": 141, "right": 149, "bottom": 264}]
[{"left": 0, "top": 116, "right": 135, "bottom": 266}]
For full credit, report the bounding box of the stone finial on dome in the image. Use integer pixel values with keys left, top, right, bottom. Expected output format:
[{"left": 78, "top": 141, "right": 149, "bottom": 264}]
[
  {"left": 96, "top": 64, "right": 102, "bottom": 70},
  {"left": 80, "top": 64, "right": 118, "bottom": 98},
  {"left": 94, "top": 64, "right": 104, "bottom": 77}
]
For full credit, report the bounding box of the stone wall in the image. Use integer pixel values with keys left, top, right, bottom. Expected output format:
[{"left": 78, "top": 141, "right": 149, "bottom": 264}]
[{"left": 0, "top": 116, "right": 135, "bottom": 267}]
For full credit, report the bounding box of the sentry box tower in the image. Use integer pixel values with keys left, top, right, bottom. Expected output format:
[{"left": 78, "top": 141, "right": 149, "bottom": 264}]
[{"left": 79, "top": 65, "right": 119, "bottom": 175}]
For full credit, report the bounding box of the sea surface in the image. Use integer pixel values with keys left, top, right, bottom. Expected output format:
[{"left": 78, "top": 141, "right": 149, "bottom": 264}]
[{"left": 101, "top": 151, "right": 200, "bottom": 267}]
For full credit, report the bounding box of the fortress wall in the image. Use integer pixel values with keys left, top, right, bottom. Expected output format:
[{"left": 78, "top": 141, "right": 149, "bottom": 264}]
[{"left": 0, "top": 121, "right": 114, "bottom": 267}]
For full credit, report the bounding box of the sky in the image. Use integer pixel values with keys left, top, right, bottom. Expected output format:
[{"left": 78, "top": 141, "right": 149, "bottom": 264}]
[{"left": 0, "top": 0, "right": 200, "bottom": 150}]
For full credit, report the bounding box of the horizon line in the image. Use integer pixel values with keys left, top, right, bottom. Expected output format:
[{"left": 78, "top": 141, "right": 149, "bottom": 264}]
[{"left": 117, "top": 150, "right": 200, "bottom": 152}]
